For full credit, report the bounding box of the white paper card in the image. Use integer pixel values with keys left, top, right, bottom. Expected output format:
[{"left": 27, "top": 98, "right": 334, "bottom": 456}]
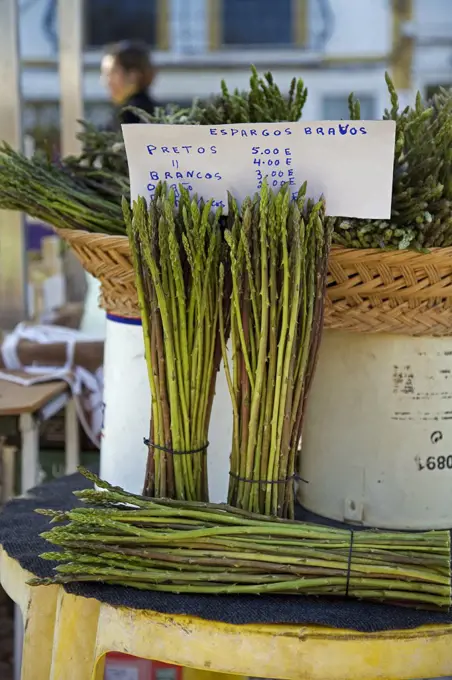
[{"left": 122, "top": 121, "right": 396, "bottom": 219}]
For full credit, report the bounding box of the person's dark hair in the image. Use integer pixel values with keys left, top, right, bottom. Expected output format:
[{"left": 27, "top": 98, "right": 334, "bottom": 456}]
[{"left": 106, "top": 40, "right": 154, "bottom": 90}]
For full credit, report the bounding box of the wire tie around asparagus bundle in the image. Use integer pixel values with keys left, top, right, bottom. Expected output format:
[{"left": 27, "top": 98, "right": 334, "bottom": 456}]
[
  {"left": 143, "top": 438, "right": 209, "bottom": 456},
  {"left": 345, "top": 529, "right": 355, "bottom": 598},
  {"left": 228, "top": 472, "right": 309, "bottom": 485}
]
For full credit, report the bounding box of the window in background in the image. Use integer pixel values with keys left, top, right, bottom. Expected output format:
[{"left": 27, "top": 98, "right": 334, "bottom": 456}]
[
  {"left": 322, "top": 94, "right": 377, "bottom": 120},
  {"left": 224, "top": 0, "right": 291, "bottom": 46},
  {"left": 172, "top": 0, "right": 206, "bottom": 55},
  {"left": 210, "top": 0, "right": 307, "bottom": 49},
  {"left": 84, "top": 0, "right": 168, "bottom": 50}
]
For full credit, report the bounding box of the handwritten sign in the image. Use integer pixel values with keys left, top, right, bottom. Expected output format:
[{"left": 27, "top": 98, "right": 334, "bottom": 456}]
[{"left": 122, "top": 121, "right": 396, "bottom": 218}]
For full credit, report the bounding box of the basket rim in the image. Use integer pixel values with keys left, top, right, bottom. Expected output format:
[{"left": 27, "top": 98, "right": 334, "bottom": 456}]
[
  {"left": 330, "top": 244, "right": 452, "bottom": 263},
  {"left": 56, "top": 231, "right": 452, "bottom": 260},
  {"left": 55, "top": 227, "right": 129, "bottom": 249},
  {"left": 54, "top": 230, "right": 452, "bottom": 331}
]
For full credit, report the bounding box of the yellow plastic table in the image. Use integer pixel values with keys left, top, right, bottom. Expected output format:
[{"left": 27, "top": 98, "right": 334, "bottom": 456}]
[{"left": 2, "top": 547, "right": 452, "bottom": 680}]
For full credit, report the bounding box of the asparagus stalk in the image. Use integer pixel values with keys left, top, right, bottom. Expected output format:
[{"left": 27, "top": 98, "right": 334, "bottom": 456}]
[
  {"left": 334, "top": 76, "right": 452, "bottom": 250},
  {"left": 125, "top": 186, "right": 230, "bottom": 501},
  {"left": 32, "top": 469, "right": 451, "bottom": 610},
  {"left": 222, "top": 183, "right": 333, "bottom": 518}
]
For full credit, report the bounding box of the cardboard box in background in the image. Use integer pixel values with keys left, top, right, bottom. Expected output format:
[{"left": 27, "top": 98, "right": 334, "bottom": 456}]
[{"left": 0, "top": 331, "right": 103, "bottom": 455}]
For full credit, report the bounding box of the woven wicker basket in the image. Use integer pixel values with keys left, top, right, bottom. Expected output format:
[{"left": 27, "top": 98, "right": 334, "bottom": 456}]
[
  {"left": 57, "top": 229, "right": 452, "bottom": 335},
  {"left": 326, "top": 246, "right": 452, "bottom": 336},
  {"left": 56, "top": 229, "right": 139, "bottom": 318}
]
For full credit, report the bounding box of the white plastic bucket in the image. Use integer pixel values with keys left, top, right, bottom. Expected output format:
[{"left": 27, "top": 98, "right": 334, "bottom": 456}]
[
  {"left": 299, "top": 330, "right": 452, "bottom": 530},
  {"left": 207, "top": 347, "right": 233, "bottom": 504},
  {"left": 100, "top": 314, "right": 232, "bottom": 501},
  {"left": 100, "top": 314, "right": 150, "bottom": 494},
  {"left": 80, "top": 274, "right": 106, "bottom": 338}
]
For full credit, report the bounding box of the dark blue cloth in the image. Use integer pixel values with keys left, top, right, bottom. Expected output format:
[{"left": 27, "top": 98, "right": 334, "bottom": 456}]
[{"left": 1, "top": 473, "right": 451, "bottom": 632}]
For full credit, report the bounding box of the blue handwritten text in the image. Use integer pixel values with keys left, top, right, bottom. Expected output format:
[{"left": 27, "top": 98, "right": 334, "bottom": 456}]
[
  {"left": 303, "top": 125, "right": 367, "bottom": 136},
  {"left": 148, "top": 170, "right": 222, "bottom": 183},
  {"left": 209, "top": 127, "right": 292, "bottom": 137},
  {"left": 146, "top": 144, "right": 218, "bottom": 156}
]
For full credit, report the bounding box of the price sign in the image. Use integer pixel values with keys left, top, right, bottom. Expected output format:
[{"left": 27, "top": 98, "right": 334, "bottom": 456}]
[{"left": 122, "top": 120, "right": 396, "bottom": 219}]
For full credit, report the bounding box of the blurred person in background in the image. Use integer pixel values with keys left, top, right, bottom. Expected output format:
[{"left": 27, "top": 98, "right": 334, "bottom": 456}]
[{"left": 101, "top": 40, "right": 156, "bottom": 130}]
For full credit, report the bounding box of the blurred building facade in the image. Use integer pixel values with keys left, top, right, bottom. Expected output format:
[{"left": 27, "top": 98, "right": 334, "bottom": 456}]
[{"left": 18, "top": 0, "right": 452, "bottom": 137}]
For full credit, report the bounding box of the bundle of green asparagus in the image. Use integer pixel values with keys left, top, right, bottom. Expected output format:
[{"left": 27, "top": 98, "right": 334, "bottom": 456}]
[
  {"left": 192, "top": 66, "right": 308, "bottom": 124},
  {"left": 0, "top": 142, "right": 126, "bottom": 234},
  {"left": 31, "top": 469, "right": 451, "bottom": 611},
  {"left": 0, "top": 106, "right": 195, "bottom": 234},
  {"left": 124, "top": 184, "right": 230, "bottom": 501},
  {"left": 222, "top": 183, "right": 333, "bottom": 518},
  {"left": 334, "top": 76, "right": 452, "bottom": 250}
]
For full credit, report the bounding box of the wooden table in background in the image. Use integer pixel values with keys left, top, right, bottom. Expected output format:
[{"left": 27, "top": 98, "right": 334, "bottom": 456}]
[{"left": 0, "top": 375, "right": 80, "bottom": 493}]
